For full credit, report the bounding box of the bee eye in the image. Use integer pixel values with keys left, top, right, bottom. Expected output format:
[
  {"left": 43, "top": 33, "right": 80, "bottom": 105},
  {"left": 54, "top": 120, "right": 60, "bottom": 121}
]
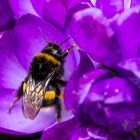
[{"left": 23, "top": 82, "right": 27, "bottom": 92}]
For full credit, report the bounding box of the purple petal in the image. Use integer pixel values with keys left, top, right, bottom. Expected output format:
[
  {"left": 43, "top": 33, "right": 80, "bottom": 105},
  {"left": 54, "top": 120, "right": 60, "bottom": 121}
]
[
  {"left": 131, "top": 0, "right": 140, "bottom": 7},
  {"left": 88, "top": 125, "right": 134, "bottom": 140},
  {"left": 64, "top": 2, "right": 92, "bottom": 31},
  {"left": 103, "top": 77, "right": 138, "bottom": 104},
  {"left": 77, "top": 74, "right": 140, "bottom": 133},
  {"left": 8, "top": 0, "right": 38, "bottom": 17},
  {"left": 65, "top": 68, "right": 108, "bottom": 117},
  {"left": 96, "top": 0, "right": 124, "bottom": 18},
  {"left": 108, "top": 134, "right": 134, "bottom": 140},
  {"left": 0, "top": 31, "right": 4, "bottom": 38},
  {"left": 31, "top": 0, "right": 92, "bottom": 29},
  {"left": 0, "top": 34, "right": 27, "bottom": 89},
  {"left": 31, "top": 0, "right": 45, "bottom": 16},
  {"left": 118, "top": 58, "right": 140, "bottom": 79},
  {"left": 0, "top": 0, "right": 15, "bottom": 31},
  {"left": 75, "top": 70, "right": 110, "bottom": 125},
  {"left": 41, "top": 117, "right": 93, "bottom": 140},
  {"left": 117, "top": 58, "right": 140, "bottom": 91},
  {"left": 41, "top": 117, "right": 80, "bottom": 140},
  {"left": 112, "top": 6, "right": 140, "bottom": 60},
  {"left": 138, "top": 128, "right": 140, "bottom": 140},
  {"left": 64, "top": 50, "right": 95, "bottom": 111},
  {"left": 124, "top": 0, "right": 131, "bottom": 9},
  {"left": 66, "top": 7, "right": 122, "bottom": 67}
]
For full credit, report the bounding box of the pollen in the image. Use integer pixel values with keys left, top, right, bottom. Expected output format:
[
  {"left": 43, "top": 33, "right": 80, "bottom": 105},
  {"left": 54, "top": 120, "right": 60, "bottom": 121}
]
[
  {"left": 44, "top": 90, "right": 56, "bottom": 100},
  {"left": 23, "top": 82, "right": 27, "bottom": 92},
  {"left": 59, "top": 92, "right": 63, "bottom": 99},
  {"left": 35, "top": 52, "right": 60, "bottom": 65}
]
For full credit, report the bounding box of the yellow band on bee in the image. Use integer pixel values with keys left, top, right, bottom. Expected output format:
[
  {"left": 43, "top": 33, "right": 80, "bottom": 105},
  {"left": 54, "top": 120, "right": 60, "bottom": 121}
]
[
  {"left": 44, "top": 90, "right": 56, "bottom": 100},
  {"left": 23, "top": 82, "right": 27, "bottom": 92},
  {"left": 35, "top": 53, "right": 60, "bottom": 65}
]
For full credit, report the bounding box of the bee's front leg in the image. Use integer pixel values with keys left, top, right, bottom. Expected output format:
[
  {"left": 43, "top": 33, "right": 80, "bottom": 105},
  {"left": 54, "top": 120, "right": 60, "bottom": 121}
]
[{"left": 8, "top": 81, "right": 24, "bottom": 113}]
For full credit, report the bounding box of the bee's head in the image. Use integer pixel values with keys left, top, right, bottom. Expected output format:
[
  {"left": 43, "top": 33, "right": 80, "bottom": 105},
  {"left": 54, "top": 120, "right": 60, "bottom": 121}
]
[
  {"left": 41, "top": 40, "right": 76, "bottom": 61},
  {"left": 42, "top": 43, "right": 63, "bottom": 60}
]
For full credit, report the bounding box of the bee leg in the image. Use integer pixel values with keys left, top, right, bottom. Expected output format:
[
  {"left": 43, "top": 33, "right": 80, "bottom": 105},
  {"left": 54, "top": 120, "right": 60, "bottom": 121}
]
[
  {"left": 54, "top": 83, "right": 63, "bottom": 122},
  {"left": 55, "top": 97, "right": 62, "bottom": 122},
  {"left": 62, "top": 44, "right": 77, "bottom": 58},
  {"left": 8, "top": 82, "right": 24, "bottom": 113},
  {"left": 56, "top": 79, "right": 67, "bottom": 87},
  {"left": 8, "top": 97, "right": 20, "bottom": 113},
  {"left": 55, "top": 83, "right": 64, "bottom": 99}
]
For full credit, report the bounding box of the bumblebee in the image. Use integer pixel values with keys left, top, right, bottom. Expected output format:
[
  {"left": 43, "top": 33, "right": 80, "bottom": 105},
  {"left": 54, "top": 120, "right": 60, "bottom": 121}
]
[{"left": 8, "top": 41, "right": 75, "bottom": 122}]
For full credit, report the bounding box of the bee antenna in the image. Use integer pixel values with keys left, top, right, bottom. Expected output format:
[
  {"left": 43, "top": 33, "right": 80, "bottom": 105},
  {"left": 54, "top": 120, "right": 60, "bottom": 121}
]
[
  {"left": 59, "top": 36, "right": 71, "bottom": 46},
  {"left": 38, "top": 27, "right": 48, "bottom": 43}
]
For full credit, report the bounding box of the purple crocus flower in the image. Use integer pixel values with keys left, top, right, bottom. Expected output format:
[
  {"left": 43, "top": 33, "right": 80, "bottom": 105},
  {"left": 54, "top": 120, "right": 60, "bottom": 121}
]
[
  {"left": 0, "top": 13, "right": 78, "bottom": 135},
  {"left": 1, "top": 0, "right": 140, "bottom": 139}
]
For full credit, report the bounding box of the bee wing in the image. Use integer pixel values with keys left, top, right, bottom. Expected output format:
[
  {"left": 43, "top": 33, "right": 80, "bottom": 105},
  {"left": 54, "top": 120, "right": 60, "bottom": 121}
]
[{"left": 22, "top": 71, "right": 55, "bottom": 120}]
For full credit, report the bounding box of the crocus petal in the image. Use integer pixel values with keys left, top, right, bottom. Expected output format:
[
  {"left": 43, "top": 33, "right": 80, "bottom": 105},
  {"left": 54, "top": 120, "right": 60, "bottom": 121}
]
[
  {"left": 96, "top": 0, "right": 124, "bottom": 18},
  {"left": 88, "top": 125, "right": 134, "bottom": 140},
  {"left": 118, "top": 58, "right": 140, "bottom": 79},
  {"left": 8, "top": 0, "right": 38, "bottom": 17},
  {"left": 108, "top": 134, "right": 134, "bottom": 140},
  {"left": 131, "top": 0, "right": 140, "bottom": 7},
  {"left": 116, "top": 58, "right": 140, "bottom": 92},
  {"left": 0, "top": 31, "right": 4, "bottom": 38},
  {"left": 31, "top": 0, "right": 92, "bottom": 30},
  {"left": 0, "top": 32, "right": 27, "bottom": 89},
  {"left": 138, "top": 128, "right": 140, "bottom": 140},
  {"left": 64, "top": 2, "right": 92, "bottom": 31},
  {"left": 0, "top": 0, "right": 15, "bottom": 31},
  {"left": 112, "top": 6, "right": 140, "bottom": 60},
  {"left": 30, "top": 0, "right": 45, "bottom": 16},
  {"left": 124, "top": 0, "right": 132, "bottom": 9},
  {"left": 64, "top": 50, "right": 95, "bottom": 111},
  {"left": 41, "top": 117, "right": 92, "bottom": 140},
  {"left": 66, "top": 7, "right": 122, "bottom": 67},
  {"left": 74, "top": 70, "right": 110, "bottom": 125},
  {"left": 41, "top": 117, "right": 80, "bottom": 140},
  {"left": 76, "top": 73, "right": 140, "bottom": 133}
]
